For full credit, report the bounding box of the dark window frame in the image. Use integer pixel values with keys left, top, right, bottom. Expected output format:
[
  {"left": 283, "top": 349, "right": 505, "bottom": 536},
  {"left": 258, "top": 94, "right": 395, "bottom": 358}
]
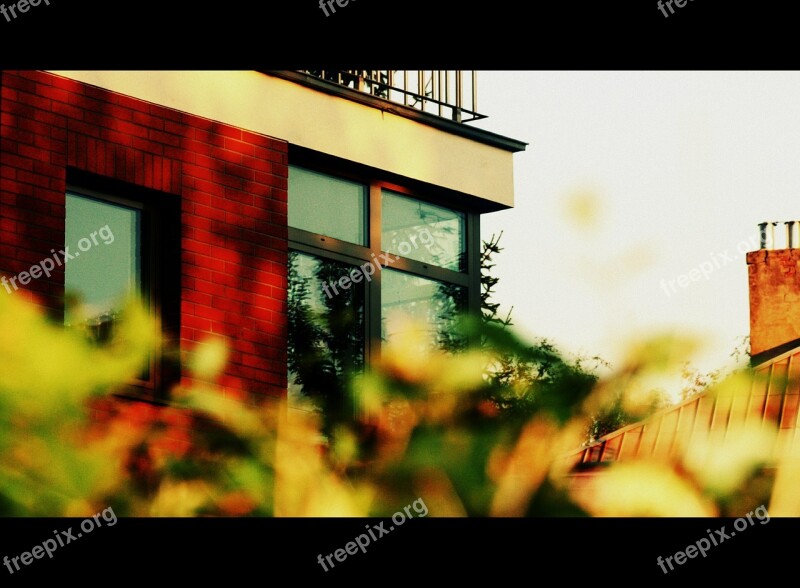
[
  {"left": 287, "top": 150, "right": 482, "bottom": 370},
  {"left": 65, "top": 171, "right": 180, "bottom": 403}
]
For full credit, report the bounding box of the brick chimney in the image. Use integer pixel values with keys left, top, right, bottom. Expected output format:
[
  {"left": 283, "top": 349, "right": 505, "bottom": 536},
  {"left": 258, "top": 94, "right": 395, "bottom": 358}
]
[{"left": 747, "top": 222, "right": 800, "bottom": 358}]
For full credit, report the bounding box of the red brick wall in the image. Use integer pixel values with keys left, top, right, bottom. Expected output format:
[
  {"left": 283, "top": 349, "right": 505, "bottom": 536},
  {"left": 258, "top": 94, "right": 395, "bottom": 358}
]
[
  {"left": 747, "top": 248, "right": 800, "bottom": 357},
  {"left": 0, "top": 70, "right": 288, "bottom": 403}
]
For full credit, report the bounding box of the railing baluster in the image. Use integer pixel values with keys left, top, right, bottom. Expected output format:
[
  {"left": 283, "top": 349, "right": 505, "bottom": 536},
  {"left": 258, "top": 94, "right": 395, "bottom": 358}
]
[
  {"left": 472, "top": 71, "right": 478, "bottom": 114},
  {"left": 444, "top": 71, "right": 450, "bottom": 113},
  {"left": 454, "top": 71, "right": 462, "bottom": 122},
  {"left": 297, "top": 70, "right": 485, "bottom": 123},
  {"left": 433, "top": 71, "right": 439, "bottom": 117},
  {"left": 438, "top": 71, "right": 444, "bottom": 118}
]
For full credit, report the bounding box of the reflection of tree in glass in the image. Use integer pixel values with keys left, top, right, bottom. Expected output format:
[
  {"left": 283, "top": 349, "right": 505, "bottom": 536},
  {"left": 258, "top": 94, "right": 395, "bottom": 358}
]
[
  {"left": 380, "top": 272, "right": 464, "bottom": 355},
  {"left": 65, "top": 290, "right": 124, "bottom": 346},
  {"left": 433, "top": 281, "right": 466, "bottom": 353},
  {"left": 381, "top": 190, "right": 465, "bottom": 272},
  {"left": 384, "top": 216, "right": 464, "bottom": 271},
  {"left": 419, "top": 209, "right": 465, "bottom": 271},
  {"left": 287, "top": 252, "right": 364, "bottom": 431}
]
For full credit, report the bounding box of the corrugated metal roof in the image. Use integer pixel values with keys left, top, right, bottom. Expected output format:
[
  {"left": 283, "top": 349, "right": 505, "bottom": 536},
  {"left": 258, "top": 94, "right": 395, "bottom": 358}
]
[{"left": 567, "top": 345, "right": 800, "bottom": 470}]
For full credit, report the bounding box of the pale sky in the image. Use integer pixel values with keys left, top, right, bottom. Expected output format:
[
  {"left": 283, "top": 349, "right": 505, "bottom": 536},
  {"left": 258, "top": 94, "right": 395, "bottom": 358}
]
[{"left": 474, "top": 71, "right": 800, "bottom": 377}]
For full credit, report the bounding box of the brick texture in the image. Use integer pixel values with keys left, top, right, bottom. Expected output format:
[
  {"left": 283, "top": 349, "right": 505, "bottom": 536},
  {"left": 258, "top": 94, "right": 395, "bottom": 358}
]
[
  {"left": 0, "top": 70, "right": 288, "bottom": 405},
  {"left": 747, "top": 248, "right": 800, "bottom": 356}
]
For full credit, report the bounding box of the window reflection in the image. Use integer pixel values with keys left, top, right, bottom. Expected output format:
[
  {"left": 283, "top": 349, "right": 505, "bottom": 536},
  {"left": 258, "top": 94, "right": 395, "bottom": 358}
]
[
  {"left": 288, "top": 251, "right": 366, "bottom": 421},
  {"left": 382, "top": 190, "right": 465, "bottom": 271},
  {"left": 64, "top": 192, "right": 141, "bottom": 345},
  {"left": 289, "top": 167, "right": 368, "bottom": 246},
  {"left": 381, "top": 269, "right": 465, "bottom": 353}
]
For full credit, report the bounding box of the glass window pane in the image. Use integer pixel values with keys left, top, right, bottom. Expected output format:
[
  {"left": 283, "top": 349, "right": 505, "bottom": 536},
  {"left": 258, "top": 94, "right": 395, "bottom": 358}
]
[
  {"left": 64, "top": 192, "right": 141, "bottom": 341},
  {"left": 381, "top": 269, "right": 465, "bottom": 353},
  {"left": 288, "top": 251, "right": 365, "bottom": 419},
  {"left": 289, "top": 166, "right": 367, "bottom": 246},
  {"left": 381, "top": 190, "right": 465, "bottom": 271}
]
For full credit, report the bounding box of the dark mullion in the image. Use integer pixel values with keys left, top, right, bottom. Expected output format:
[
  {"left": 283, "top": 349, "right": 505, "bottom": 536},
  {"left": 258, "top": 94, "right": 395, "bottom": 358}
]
[
  {"left": 344, "top": 182, "right": 383, "bottom": 422},
  {"left": 467, "top": 212, "right": 481, "bottom": 314},
  {"left": 288, "top": 240, "right": 371, "bottom": 269},
  {"left": 383, "top": 256, "right": 470, "bottom": 287},
  {"left": 144, "top": 199, "right": 158, "bottom": 395},
  {"left": 466, "top": 212, "right": 481, "bottom": 349},
  {"left": 367, "top": 181, "right": 383, "bottom": 371},
  {"left": 288, "top": 227, "right": 371, "bottom": 262},
  {"left": 290, "top": 228, "right": 471, "bottom": 287}
]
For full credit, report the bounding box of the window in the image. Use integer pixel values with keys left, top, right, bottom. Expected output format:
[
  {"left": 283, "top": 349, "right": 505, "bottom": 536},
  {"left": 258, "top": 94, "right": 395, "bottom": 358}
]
[
  {"left": 288, "top": 158, "right": 479, "bottom": 417},
  {"left": 288, "top": 166, "right": 367, "bottom": 245},
  {"left": 380, "top": 269, "right": 464, "bottom": 353},
  {"left": 381, "top": 189, "right": 466, "bottom": 272},
  {"left": 65, "top": 177, "right": 180, "bottom": 399},
  {"left": 65, "top": 192, "right": 143, "bottom": 340},
  {"left": 287, "top": 251, "right": 365, "bottom": 421}
]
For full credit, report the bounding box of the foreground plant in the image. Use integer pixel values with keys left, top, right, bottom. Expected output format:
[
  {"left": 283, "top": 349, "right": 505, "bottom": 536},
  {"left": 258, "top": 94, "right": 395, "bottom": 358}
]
[{"left": 0, "top": 290, "right": 785, "bottom": 517}]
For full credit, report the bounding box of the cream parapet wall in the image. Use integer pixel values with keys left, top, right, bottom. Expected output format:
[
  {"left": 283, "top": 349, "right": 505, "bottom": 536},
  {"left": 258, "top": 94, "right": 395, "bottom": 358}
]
[{"left": 49, "top": 71, "right": 517, "bottom": 209}]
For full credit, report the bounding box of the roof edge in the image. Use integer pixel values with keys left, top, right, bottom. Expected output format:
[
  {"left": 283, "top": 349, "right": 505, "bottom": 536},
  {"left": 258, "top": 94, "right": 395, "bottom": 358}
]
[
  {"left": 264, "top": 71, "right": 528, "bottom": 154},
  {"left": 750, "top": 337, "right": 800, "bottom": 367}
]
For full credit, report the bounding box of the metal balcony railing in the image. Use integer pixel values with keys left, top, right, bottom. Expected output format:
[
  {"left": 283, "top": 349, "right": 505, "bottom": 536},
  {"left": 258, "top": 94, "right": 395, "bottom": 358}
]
[
  {"left": 299, "top": 70, "right": 486, "bottom": 123},
  {"left": 759, "top": 221, "right": 800, "bottom": 250}
]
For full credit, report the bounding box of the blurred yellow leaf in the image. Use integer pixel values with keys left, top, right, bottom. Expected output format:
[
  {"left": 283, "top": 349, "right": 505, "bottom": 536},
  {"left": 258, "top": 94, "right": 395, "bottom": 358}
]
[{"left": 572, "top": 461, "right": 716, "bottom": 517}]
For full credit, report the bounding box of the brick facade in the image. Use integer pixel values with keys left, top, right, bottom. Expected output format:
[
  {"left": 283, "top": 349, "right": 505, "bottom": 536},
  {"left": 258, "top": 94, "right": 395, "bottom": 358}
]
[
  {"left": 0, "top": 70, "right": 288, "bottom": 404},
  {"left": 747, "top": 248, "right": 800, "bottom": 357}
]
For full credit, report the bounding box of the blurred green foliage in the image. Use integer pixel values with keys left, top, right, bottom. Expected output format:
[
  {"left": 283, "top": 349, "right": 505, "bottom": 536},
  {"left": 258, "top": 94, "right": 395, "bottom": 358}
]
[
  {"left": 0, "top": 233, "right": 787, "bottom": 517},
  {"left": 0, "top": 282, "right": 784, "bottom": 518}
]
